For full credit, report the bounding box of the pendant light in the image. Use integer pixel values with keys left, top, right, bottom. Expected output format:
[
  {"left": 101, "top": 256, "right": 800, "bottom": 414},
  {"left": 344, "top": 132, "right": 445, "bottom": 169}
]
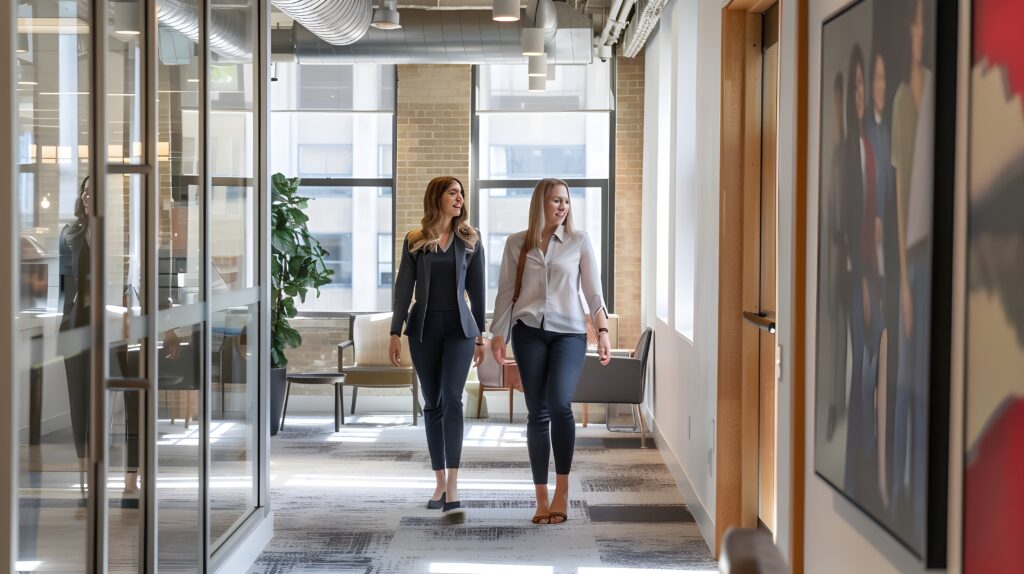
[
  {"left": 522, "top": 27, "right": 544, "bottom": 56},
  {"left": 371, "top": 0, "right": 401, "bottom": 30},
  {"left": 493, "top": 0, "right": 520, "bottom": 22},
  {"left": 528, "top": 54, "right": 547, "bottom": 77}
]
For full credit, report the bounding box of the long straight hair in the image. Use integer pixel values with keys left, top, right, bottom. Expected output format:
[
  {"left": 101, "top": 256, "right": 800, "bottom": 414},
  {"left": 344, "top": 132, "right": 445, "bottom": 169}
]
[
  {"left": 523, "top": 177, "right": 574, "bottom": 254},
  {"left": 408, "top": 176, "right": 478, "bottom": 252}
]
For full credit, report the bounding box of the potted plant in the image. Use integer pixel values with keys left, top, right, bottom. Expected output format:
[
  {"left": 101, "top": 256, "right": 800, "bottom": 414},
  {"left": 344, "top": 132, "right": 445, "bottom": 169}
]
[{"left": 269, "top": 173, "right": 334, "bottom": 435}]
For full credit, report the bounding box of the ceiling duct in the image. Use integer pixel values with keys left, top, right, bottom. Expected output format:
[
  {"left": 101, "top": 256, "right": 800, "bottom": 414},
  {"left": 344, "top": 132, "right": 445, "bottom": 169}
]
[
  {"left": 620, "top": 0, "right": 664, "bottom": 57},
  {"left": 289, "top": 2, "right": 592, "bottom": 65},
  {"left": 93, "top": 0, "right": 251, "bottom": 61},
  {"left": 272, "top": 0, "right": 372, "bottom": 46}
]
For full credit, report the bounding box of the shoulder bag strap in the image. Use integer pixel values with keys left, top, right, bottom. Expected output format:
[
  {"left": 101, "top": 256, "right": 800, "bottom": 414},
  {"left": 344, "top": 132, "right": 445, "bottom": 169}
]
[{"left": 512, "top": 242, "right": 528, "bottom": 304}]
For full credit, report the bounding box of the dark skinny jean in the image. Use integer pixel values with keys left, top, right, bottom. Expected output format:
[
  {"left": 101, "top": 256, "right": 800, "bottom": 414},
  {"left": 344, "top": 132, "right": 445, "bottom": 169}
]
[
  {"left": 408, "top": 310, "right": 475, "bottom": 471},
  {"left": 511, "top": 320, "right": 587, "bottom": 485}
]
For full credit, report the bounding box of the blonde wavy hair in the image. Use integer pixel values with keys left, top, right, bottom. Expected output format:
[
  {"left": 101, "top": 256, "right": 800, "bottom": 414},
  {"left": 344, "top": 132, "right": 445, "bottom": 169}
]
[
  {"left": 523, "top": 178, "right": 575, "bottom": 254},
  {"left": 407, "top": 176, "right": 479, "bottom": 253}
]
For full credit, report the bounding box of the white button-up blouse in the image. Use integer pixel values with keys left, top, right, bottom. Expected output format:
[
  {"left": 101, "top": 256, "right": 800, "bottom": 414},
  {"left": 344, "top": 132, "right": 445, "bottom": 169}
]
[{"left": 489, "top": 225, "right": 607, "bottom": 340}]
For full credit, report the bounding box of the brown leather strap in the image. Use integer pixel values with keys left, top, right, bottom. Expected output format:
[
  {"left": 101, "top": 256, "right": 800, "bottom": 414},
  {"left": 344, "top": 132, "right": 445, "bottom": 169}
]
[{"left": 512, "top": 243, "right": 529, "bottom": 304}]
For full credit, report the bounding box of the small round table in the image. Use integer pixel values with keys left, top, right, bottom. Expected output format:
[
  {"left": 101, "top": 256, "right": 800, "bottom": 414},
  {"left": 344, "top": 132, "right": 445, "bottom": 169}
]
[{"left": 283, "top": 372, "right": 347, "bottom": 432}]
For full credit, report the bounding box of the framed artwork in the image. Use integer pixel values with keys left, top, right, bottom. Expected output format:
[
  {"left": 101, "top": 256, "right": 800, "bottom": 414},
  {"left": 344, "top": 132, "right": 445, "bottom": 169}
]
[
  {"left": 964, "top": 0, "right": 1024, "bottom": 572},
  {"left": 813, "top": 0, "right": 954, "bottom": 566}
]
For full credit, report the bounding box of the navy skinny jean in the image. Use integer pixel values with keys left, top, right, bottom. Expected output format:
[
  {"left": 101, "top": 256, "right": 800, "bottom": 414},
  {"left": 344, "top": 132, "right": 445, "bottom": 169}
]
[
  {"left": 408, "top": 310, "right": 476, "bottom": 470},
  {"left": 511, "top": 320, "right": 587, "bottom": 484}
]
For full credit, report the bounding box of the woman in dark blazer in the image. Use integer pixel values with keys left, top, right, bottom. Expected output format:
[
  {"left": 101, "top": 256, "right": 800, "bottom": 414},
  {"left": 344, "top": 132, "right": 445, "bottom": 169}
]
[{"left": 389, "top": 176, "right": 486, "bottom": 514}]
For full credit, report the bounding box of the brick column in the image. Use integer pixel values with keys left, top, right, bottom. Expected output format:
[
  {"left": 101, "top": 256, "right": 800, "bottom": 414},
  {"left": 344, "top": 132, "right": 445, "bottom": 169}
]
[
  {"left": 614, "top": 54, "right": 645, "bottom": 346},
  {"left": 395, "top": 64, "right": 473, "bottom": 259}
]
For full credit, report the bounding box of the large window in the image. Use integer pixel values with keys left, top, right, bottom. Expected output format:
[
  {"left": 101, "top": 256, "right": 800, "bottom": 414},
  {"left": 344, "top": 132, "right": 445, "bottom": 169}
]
[
  {"left": 475, "top": 63, "right": 613, "bottom": 311},
  {"left": 271, "top": 62, "right": 396, "bottom": 312}
]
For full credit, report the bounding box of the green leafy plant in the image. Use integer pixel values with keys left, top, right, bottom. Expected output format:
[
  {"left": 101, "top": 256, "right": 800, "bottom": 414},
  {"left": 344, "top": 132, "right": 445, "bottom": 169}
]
[{"left": 270, "top": 173, "right": 334, "bottom": 368}]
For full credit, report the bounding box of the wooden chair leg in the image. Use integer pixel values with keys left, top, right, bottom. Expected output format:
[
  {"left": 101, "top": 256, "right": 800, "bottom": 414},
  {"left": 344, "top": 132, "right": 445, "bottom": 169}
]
[
  {"left": 184, "top": 391, "right": 195, "bottom": 429},
  {"left": 350, "top": 387, "right": 358, "bottom": 415},
  {"left": 508, "top": 388, "right": 514, "bottom": 424},
  {"left": 476, "top": 384, "right": 484, "bottom": 419},
  {"left": 582, "top": 403, "right": 589, "bottom": 428}
]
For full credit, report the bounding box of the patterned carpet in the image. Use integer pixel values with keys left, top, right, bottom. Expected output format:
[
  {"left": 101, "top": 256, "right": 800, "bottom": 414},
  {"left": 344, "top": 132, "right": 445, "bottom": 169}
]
[{"left": 253, "top": 414, "right": 717, "bottom": 574}]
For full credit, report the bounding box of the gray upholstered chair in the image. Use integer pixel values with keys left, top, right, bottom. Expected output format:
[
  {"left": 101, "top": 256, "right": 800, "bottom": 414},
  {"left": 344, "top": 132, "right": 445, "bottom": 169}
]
[
  {"left": 571, "top": 327, "right": 653, "bottom": 447},
  {"left": 337, "top": 312, "right": 421, "bottom": 425}
]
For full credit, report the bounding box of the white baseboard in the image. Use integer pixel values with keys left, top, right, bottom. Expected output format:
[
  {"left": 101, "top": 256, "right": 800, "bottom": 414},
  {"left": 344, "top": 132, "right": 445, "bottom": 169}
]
[
  {"left": 17, "top": 412, "right": 71, "bottom": 442},
  {"left": 211, "top": 510, "right": 273, "bottom": 574},
  {"left": 648, "top": 408, "right": 716, "bottom": 553}
]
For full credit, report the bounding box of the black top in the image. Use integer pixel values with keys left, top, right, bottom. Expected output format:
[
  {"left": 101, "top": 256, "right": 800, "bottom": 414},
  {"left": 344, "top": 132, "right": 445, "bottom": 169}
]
[
  {"left": 427, "top": 242, "right": 459, "bottom": 311},
  {"left": 390, "top": 231, "right": 486, "bottom": 342}
]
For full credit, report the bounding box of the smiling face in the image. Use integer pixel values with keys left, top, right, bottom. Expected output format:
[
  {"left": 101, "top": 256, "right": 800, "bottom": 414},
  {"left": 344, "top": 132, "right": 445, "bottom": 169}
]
[
  {"left": 440, "top": 181, "right": 464, "bottom": 220},
  {"left": 81, "top": 179, "right": 91, "bottom": 217},
  {"left": 544, "top": 184, "right": 570, "bottom": 228}
]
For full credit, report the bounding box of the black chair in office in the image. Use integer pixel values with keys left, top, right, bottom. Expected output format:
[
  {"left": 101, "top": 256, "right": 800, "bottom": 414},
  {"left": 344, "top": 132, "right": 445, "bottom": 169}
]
[{"left": 571, "top": 327, "right": 653, "bottom": 447}]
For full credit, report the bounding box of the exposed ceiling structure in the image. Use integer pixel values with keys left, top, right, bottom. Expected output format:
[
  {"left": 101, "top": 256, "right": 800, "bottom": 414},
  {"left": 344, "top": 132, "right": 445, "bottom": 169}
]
[{"left": 267, "top": 0, "right": 656, "bottom": 70}]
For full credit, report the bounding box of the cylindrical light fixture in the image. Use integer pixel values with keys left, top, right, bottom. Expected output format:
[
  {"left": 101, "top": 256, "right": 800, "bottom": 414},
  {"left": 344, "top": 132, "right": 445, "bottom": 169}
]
[
  {"left": 528, "top": 76, "right": 546, "bottom": 92},
  {"left": 522, "top": 27, "right": 544, "bottom": 56},
  {"left": 371, "top": 0, "right": 401, "bottom": 30},
  {"left": 493, "top": 0, "right": 520, "bottom": 22},
  {"left": 528, "top": 54, "right": 547, "bottom": 77}
]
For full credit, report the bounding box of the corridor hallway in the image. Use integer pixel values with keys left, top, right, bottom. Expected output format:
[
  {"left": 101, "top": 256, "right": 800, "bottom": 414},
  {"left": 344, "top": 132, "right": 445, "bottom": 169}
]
[{"left": 253, "top": 415, "right": 716, "bottom": 573}]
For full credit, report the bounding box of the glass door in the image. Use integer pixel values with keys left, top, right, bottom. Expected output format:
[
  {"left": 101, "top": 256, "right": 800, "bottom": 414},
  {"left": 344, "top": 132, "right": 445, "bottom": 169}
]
[{"left": 10, "top": 0, "right": 268, "bottom": 571}]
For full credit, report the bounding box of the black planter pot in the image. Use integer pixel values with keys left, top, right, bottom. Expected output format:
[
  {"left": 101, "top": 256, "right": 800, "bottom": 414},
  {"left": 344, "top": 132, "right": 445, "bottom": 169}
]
[{"left": 270, "top": 367, "right": 287, "bottom": 436}]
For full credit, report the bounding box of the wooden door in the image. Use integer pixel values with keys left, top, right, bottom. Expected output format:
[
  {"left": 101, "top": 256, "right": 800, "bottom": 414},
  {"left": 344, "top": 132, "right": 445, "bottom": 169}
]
[{"left": 757, "top": 1, "right": 780, "bottom": 532}]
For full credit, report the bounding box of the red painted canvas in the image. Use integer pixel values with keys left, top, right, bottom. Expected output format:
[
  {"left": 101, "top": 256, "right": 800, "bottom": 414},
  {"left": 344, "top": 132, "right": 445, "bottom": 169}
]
[{"left": 965, "top": 0, "right": 1024, "bottom": 571}]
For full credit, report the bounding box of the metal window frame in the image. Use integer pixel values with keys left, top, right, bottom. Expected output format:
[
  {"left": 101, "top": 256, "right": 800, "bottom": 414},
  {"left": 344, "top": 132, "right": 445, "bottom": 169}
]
[
  {"left": 272, "top": 64, "right": 399, "bottom": 317},
  {"left": 470, "top": 65, "right": 617, "bottom": 313}
]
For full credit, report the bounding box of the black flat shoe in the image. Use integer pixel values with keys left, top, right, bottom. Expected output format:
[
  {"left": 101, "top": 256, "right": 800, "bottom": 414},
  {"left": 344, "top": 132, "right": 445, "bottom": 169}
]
[
  {"left": 427, "top": 492, "right": 446, "bottom": 510},
  {"left": 442, "top": 500, "right": 463, "bottom": 514}
]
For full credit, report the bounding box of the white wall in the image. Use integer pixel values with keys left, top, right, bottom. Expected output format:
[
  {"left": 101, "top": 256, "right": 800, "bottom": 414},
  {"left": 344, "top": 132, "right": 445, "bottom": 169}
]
[
  {"left": 643, "top": 0, "right": 723, "bottom": 550},
  {"left": 801, "top": 0, "right": 967, "bottom": 572}
]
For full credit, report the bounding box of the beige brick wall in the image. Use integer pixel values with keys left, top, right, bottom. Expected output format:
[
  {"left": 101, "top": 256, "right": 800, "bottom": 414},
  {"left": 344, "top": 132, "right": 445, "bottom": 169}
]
[
  {"left": 614, "top": 54, "right": 645, "bottom": 347},
  {"left": 395, "top": 65, "right": 473, "bottom": 259}
]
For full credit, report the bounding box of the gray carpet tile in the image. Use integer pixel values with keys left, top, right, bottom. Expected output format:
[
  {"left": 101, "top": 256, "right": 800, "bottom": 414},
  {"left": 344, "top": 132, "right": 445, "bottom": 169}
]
[{"left": 253, "top": 415, "right": 716, "bottom": 574}]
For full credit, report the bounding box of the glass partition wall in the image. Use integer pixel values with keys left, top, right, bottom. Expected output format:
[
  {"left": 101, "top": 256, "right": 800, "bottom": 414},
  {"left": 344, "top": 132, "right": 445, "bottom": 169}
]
[{"left": 8, "top": 0, "right": 270, "bottom": 571}]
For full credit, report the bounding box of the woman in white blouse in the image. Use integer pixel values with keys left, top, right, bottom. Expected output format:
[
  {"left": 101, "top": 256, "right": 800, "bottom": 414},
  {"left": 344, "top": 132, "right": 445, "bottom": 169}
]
[{"left": 489, "top": 178, "right": 610, "bottom": 524}]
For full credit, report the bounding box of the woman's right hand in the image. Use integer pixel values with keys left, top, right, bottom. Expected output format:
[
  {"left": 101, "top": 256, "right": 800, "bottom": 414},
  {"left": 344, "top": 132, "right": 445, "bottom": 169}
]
[
  {"left": 389, "top": 335, "right": 402, "bottom": 367},
  {"left": 491, "top": 336, "right": 507, "bottom": 365}
]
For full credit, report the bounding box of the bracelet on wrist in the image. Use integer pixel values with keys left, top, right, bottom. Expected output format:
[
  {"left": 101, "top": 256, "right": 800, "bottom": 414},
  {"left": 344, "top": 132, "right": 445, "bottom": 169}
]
[{"left": 597, "top": 327, "right": 609, "bottom": 334}]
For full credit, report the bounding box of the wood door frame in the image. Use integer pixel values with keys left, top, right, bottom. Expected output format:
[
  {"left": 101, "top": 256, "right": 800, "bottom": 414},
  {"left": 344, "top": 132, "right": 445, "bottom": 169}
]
[{"left": 716, "top": 1, "right": 807, "bottom": 567}]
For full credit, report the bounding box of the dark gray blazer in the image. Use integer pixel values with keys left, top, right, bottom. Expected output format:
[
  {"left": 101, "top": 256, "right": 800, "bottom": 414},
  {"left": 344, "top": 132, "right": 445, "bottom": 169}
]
[{"left": 390, "top": 230, "right": 487, "bottom": 342}]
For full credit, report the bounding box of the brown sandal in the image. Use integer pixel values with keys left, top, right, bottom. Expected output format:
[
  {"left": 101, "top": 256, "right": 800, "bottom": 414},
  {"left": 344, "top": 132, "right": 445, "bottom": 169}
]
[
  {"left": 531, "top": 513, "right": 550, "bottom": 524},
  {"left": 548, "top": 512, "right": 568, "bottom": 524}
]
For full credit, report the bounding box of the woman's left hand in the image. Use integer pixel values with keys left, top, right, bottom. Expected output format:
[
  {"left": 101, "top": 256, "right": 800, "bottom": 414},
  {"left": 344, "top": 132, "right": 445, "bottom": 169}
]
[
  {"left": 473, "top": 340, "right": 486, "bottom": 368},
  {"left": 597, "top": 332, "right": 611, "bottom": 366}
]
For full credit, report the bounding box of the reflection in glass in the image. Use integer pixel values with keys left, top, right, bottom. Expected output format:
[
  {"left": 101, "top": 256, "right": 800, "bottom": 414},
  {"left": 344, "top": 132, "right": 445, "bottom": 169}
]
[
  {"left": 107, "top": 0, "right": 144, "bottom": 164},
  {"left": 209, "top": 304, "right": 258, "bottom": 548},
  {"left": 156, "top": 0, "right": 204, "bottom": 569},
  {"left": 106, "top": 174, "right": 146, "bottom": 314},
  {"left": 157, "top": 322, "right": 204, "bottom": 572},
  {"left": 480, "top": 187, "right": 603, "bottom": 310},
  {"left": 16, "top": 0, "right": 92, "bottom": 568}
]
